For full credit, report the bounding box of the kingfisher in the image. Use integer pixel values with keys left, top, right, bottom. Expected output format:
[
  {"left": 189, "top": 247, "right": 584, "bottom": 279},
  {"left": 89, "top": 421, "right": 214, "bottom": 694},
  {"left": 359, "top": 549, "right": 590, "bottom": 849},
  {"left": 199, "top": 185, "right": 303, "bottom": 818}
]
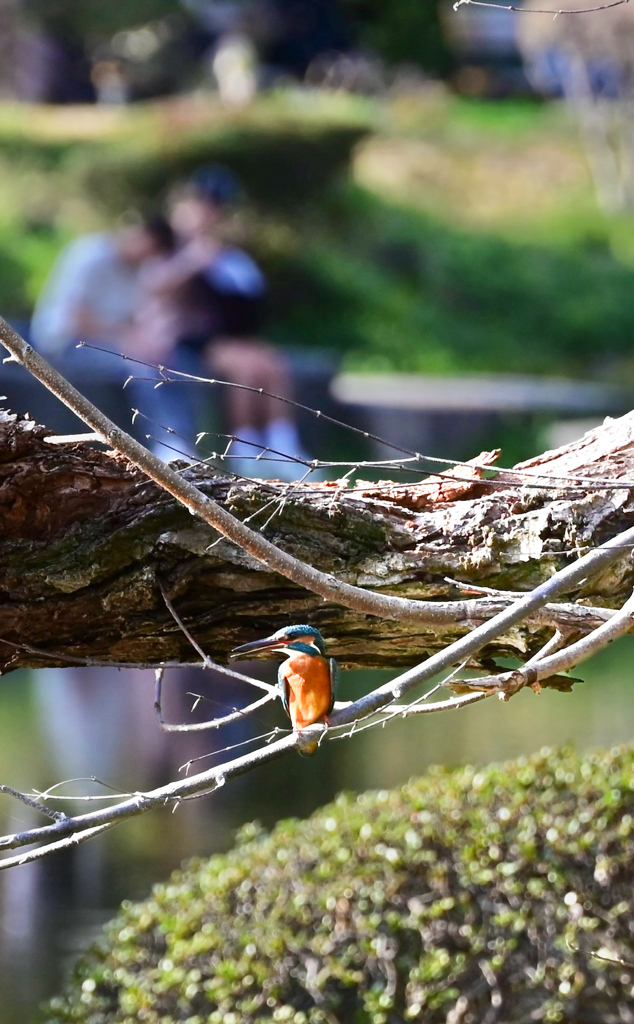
[{"left": 230, "top": 625, "right": 337, "bottom": 755}]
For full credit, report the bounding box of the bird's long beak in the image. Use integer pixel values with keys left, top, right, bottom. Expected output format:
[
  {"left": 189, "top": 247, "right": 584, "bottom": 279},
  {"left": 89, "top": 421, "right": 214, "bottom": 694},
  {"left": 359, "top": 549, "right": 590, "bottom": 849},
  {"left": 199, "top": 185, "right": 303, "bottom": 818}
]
[{"left": 230, "top": 635, "right": 286, "bottom": 659}]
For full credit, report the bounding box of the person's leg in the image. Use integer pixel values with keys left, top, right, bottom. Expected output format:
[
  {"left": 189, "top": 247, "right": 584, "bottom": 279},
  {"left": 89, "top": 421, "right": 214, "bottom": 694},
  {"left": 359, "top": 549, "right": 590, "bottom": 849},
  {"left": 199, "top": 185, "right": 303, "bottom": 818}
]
[
  {"left": 207, "top": 339, "right": 310, "bottom": 479},
  {"left": 128, "top": 348, "right": 208, "bottom": 462}
]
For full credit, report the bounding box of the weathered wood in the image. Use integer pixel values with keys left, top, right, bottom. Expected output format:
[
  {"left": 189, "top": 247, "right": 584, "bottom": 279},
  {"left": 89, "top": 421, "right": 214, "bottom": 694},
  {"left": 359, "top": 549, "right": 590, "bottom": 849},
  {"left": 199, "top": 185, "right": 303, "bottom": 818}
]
[{"left": 2, "top": 407, "right": 634, "bottom": 673}]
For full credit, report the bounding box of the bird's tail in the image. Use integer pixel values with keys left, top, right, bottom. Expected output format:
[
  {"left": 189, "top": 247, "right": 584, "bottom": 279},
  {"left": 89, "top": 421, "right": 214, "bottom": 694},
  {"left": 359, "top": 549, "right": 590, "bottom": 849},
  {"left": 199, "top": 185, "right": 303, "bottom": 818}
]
[{"left": 298, "top": 740, "right": 319, "bottom": 757}]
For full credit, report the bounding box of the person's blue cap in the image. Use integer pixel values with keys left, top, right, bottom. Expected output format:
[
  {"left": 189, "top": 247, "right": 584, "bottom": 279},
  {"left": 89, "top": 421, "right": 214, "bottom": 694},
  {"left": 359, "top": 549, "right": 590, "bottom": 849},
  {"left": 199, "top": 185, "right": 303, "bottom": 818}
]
[{"left": 188, "top": 165, "right": 241, "bottom": 206}]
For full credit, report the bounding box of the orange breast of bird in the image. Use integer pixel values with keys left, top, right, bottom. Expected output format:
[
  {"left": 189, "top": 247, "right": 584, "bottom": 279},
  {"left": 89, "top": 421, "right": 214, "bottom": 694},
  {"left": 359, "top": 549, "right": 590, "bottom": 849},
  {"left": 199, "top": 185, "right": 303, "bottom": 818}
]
[{"left": 281, "top": 652, "right": 332, "bottom": 731}]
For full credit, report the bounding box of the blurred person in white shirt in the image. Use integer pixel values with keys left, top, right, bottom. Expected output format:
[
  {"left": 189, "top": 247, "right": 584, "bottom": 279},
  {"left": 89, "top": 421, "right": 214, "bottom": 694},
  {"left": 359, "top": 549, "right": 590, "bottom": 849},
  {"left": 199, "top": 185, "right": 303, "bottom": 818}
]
[
  {"left": 31, "top": 217, "right": 175, "bottom": 357},
  {"left": 30, "top": 217, "right": 196, "bottom": 461}
]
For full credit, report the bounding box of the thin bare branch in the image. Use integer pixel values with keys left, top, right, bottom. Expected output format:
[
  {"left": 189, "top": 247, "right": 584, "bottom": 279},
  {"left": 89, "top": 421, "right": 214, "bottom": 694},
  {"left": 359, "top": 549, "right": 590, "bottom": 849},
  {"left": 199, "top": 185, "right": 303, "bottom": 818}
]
[
  {"left": 0, "top": 732, "right": 299, "bottom": 861},
  {"left": 529, "top": 628, "right": 568, "bottom": 662},
  {"left": 454, "top": 0, "right": 631, "bottom": 14},
  {"left": 39, "top": 776, "right": 127, "bottom": 798},
  {"left": 332, "top": 661, "right": 473, "bottom": 736},
  {"left": 158, "top": 582, "right": 214, "bottom": 666},
  {"left": 330, "top": 687, "right": 489, "bottom": 737},
  {"left": 384, "top": 691, "right": 489, "bottom": 717},
  {"left": 0, "top": 636, "right": 276, "bottom": 692},
  {"left": 0, "top": 823, "right": 116, "bottom": 870},
  {"left": 30, "top": 778, "right": 136, "bottom": 802},
  {"left": 445, "top": 588, "right": 634, "bottom": 698},
  {"left": 567, "top": 941, "right": 634, "bottom": 970},
  {"left": 179, "top": 727, "right": 284, "bottom": 773},
  {"left": 84, "top": 343, "right": 634, "bottom": 493},
  {"left": 154, "top": 667, "right": 276, "bottom": 732},
  {"left": 444, "top": 577, "right": 526, "bottom": 598},
  {"left": 0, "top": 785, "right": 67, "bottom": 823}
]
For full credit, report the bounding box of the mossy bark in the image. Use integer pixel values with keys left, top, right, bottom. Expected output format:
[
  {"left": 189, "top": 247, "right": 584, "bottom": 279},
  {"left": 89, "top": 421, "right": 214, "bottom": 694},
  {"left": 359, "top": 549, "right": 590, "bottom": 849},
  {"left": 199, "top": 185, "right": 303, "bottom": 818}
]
[{"left": 2, "top": 407, "right": 634, "bottom": 673}]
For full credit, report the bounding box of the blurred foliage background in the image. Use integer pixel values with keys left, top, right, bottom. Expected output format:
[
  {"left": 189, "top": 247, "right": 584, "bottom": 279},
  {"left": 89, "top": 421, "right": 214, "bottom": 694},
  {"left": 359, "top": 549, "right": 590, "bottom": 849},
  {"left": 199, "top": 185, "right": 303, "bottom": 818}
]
[
  {"left": 2, "top": 93, "right": 634, "bottom": 380},
  {"left": 1, "top": 0, "right": 634, "bottom": 1020}
]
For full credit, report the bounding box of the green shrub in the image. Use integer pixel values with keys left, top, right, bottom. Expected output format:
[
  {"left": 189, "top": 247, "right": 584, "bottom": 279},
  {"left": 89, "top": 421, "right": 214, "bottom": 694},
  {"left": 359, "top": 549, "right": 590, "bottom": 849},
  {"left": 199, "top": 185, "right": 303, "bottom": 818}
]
[
  {"left": 45, "top": 745, "right": 634, "bottom": 1023},
  {"left": 74, "top": 125, "right": 369, "bottom": 214},
  {"left": 266, "top": 184, "right": 634, "bottom": 376}
]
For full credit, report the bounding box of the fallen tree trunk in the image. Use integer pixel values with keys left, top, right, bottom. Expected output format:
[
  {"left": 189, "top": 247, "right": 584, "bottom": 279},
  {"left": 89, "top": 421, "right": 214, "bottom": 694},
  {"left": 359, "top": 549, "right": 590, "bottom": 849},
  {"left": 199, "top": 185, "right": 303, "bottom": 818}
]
[{"left": 2, "top": 407, "right": 634, "bottom": 673}]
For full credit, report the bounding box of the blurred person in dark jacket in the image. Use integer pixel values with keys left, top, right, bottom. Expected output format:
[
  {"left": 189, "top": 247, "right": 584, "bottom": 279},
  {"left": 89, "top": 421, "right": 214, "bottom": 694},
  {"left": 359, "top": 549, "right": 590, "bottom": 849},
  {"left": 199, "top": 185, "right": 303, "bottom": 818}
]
[{"left": 137, "top": 165, "right": 310, "bottom": 478}]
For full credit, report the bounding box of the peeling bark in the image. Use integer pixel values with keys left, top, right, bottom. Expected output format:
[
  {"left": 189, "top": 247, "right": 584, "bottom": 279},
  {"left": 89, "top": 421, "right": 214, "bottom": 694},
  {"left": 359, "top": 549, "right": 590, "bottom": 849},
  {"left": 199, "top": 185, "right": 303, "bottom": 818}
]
[{"left": 2, "top": 408, "right": 634, "bottom": 673}]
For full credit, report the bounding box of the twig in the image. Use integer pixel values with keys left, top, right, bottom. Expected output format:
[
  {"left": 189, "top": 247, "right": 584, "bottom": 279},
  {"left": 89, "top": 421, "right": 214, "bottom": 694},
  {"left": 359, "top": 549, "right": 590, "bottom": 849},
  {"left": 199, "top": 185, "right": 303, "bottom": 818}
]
[
  {"left": 157, "top": 586, "right": 276, "bottom": 694},
  {"left": 158, "top": 581, "right": 213, "bottom": 666},
  {"left": 43, "top": 432, "right": 103, "bottom": 444},
  {"left": 0, "top": 732, "right": 300, "bottom": 861},
  {"left": 31, "top": 777, "right": 135, "bottom": 802},
  {"left": 0, "top": 785, "right": 67, "bottom": 822},
  {"left": 154, "top": 667, "right": 276, "bottom": 732},
  {"left": 567, "top": 940, "right": 634, "bottom": 969},
  {"left": 82, "top": 343, "right": 634, "bottom": 493},
  {"left": 454, "top": 0, "right": 631, "bottom": 14},
  {"left": 0, "top": 636, "right": 275, "bottom": 691},
  {"left": 444, "top": 589, "right": 634, "bottom": 698},
  {"left": 331, "top": 690, "right": 490, "bottom": 733},
  {"left": 445, "top": 577, "right": 525, "bottom": 598},
  {"left": 332, "top": 661, "right": 472, "bottom": 736},
  {"left": 0, "top": 823, "right": 116, "bottom": 870},
  {"left": 179, "top": 727, "right": 283, "bottom": 773},
  {"left": 529, "top": 628, "right": 568, "bottom": 662}
]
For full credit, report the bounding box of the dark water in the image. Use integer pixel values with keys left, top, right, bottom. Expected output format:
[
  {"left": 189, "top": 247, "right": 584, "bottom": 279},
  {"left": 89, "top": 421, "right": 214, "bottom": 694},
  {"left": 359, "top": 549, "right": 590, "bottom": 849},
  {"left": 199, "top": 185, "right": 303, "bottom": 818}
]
[{"left": 1, "top": 639, "right": 633, "bottom": 1023}]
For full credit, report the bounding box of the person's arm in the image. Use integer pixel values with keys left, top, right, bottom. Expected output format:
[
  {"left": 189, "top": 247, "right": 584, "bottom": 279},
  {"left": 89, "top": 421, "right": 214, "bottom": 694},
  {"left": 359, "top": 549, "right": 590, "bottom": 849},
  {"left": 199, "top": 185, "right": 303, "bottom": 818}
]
[
  {"left": 142, "top": 238, "right": 221, "bottom": 297},
  {"left": 72, "top": 301, "right": 119, "bottom": 339}
]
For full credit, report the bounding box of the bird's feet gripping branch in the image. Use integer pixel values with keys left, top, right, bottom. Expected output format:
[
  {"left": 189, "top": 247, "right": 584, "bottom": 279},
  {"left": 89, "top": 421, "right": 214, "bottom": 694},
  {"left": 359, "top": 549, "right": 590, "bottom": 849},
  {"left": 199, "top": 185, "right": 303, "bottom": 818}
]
[{"left": 231, "top": 625, "right": 338, "bottom": 755}]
